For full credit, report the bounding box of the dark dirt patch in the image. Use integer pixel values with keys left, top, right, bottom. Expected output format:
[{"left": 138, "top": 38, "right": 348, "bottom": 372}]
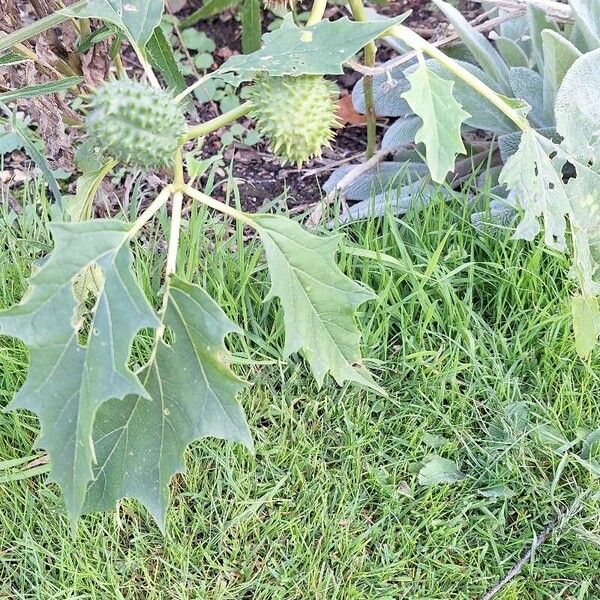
[
  {"left": 3, "top": 1, "right": 483, "bottom": 214},
  {"left": 180, "top": 0, "right": 483, "bottom": 211}
]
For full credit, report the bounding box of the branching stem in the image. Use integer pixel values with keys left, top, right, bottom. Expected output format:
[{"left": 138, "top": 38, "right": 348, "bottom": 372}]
[
  {"left": 127, "top": 186, "right": 172, "bottom": 240},
  {"left": 184, "top": 102, "right": 253, "bottom": 142},
  {"left": 134, "top": 45, "right": 161, "bottom": 90},
  {"left": 182, "top": 185, "right": 253, "bottom": 225},
  {"left": 390, "top": 25, "right": 531, "bottom": 132},
  {"left": 347, "top": 0, "right": 377, "bottom": 157},
  {"left": 165, "top": 151, "right": 185, "bottom": 277},
  {"left": 307, "top": 0, "right": 328, "bottom": 26},
  {"left": 174, "top": 73, "right": 213, "bottom": 104}
]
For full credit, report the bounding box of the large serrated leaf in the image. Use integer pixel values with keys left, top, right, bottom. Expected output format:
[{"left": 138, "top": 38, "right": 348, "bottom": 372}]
[
  {"left": 499, "top": 129, "right": 569, "bottom": 250},
  {"left": 402, "top": 63, "right": 469, "bottom": 183},
  {"left": 0, "top": 220, "right": 159, "bottom": 523},
  {"left": 84, "top": 275, "right": 251, "bottom": 530},
  {"left": 249, "top": 214, "right": 382, "bottom": 394},
  {"left": 219, "top": 13, "right": 408, "bottom": 77},
  {"left": 500, "top": 49, "right": 600, "bottom": 355},
  {"left": 416, "top": 59, "right": 517, "bottom": 134},
  {"left": 64, "top": 0, "right": 164, "bottom": 50}
]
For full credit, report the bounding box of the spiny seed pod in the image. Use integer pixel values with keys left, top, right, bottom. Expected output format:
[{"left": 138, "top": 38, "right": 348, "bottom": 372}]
[
  {"left": 86, "top": 80, "right": 186, "bottom": 169},
  {"left": 248, "top": 75, "right": 341, "bottom": 167}
]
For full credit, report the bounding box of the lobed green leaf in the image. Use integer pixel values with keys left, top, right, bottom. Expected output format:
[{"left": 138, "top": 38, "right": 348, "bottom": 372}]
[
  {"left": 249, "top": 214, "right": 383, "bottom": 394},
  {"left": 0, "top": 220, "right": 159, "bottom": 524}
]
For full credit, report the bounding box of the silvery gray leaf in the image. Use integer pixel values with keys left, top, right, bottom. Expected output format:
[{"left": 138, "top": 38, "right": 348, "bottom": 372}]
[
  {"left": 352, "top": 63, "right": 414, "bottom": 117},
  {"left": 569, "top": 0, "right": 600, "bottom": 51},
  {"left": 323, "top": 161, "right": 429, "bottom": 201},
  {"left": 527, "top": 5, "right": 560, "bottom": 70},
  {"left": 382, "top": 116, "right": 421, "bottom": 150},
  {"left": 508, "top": 67, "right": 546, "bottom": 127},
  {"left": 329, "top": 181, "right": 447, "bottom": 226},
  {"left": 432, "top": 0, "right": 511, "bottom": 92},
  {"left": 495, "top": 37, "right": 529, "bottom": 68}
]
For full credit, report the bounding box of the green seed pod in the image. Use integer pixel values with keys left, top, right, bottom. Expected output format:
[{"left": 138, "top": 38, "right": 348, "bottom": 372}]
[
  {"left": 86, "top": 80, "right": 186, "bottom": 169},
  {"left": 248, "top": 75, "right": 341, "bottom": 167}
]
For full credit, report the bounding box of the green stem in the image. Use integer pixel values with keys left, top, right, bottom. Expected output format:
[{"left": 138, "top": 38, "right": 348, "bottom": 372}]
[
  {"left": 165, "top": 191, "right": 183, "bottom": 277},
  {"left": 348, "top": 0, "right": 377, "bottom": 158},
  {"left": 133, "top": 44, "right": 161, "bottom": 90},
  {"left": 183, "top": 102, "right": 253, "bottom": 142},
  {"left": 165, "top": 150, "right": 185, "bottom": 277},
  {"left": 127, "top": 186, "right": 172, "bottom": 240},
  {"left": 174, "top": 73, "right": 212, "bottom": 104},
  {"left": 182, "top": 185, "right": 252, "bottom": 225},
  {"left": 306, "top": 0, "right": 328, "bottom": 26},
  {"left": 390, "top": 25, "right": 531, "bottom": 132}
]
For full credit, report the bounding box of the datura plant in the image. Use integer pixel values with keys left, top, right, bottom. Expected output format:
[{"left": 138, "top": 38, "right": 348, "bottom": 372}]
[{"left": 1, "top": 0, "right": 599, "bottom": 531}]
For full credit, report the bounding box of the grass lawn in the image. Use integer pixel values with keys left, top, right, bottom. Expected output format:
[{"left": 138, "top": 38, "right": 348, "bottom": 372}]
[{"left": 1, "top": 179, "right": 600, "bottom": 599}]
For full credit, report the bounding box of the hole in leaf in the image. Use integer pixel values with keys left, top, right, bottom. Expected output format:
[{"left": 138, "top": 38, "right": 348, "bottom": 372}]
[
  {"left": 549, "top": 150, "right": 558, "bottom": 160},
  {"left": 562, "top": 161, "right": 576, "bottom": 182},
  {"left": 72, "top": 263, "right": 105, "bottom": 347},
  {"left": 162, "top": 325, "right": 176, "bottom": 347}
]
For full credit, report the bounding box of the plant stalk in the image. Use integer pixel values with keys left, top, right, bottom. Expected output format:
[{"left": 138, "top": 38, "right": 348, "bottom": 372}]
[
  {"left": 134, "top": 45, "right": 161, "bottom": 90},
  {"left": 348, "top": 0, "right": 378, "bottom": 157},
  {"left": 182, "top": 185, "right": 252, "bottom": 225},
  {"left": 184, "top": 102, "right": 253, "bottom": 142},
  {"left": 390, "top": 25, "right": 531, "bottom": 132},
  {"left": 307, "top": 0, "right": 328, "bottom": 26},
  {"left": 127, "top": 186, "right": 172, "bottom": 240},
  {"left": 165, "top": 150, "right": 185, "bottom": 277},
  {"left": 174, "top": 74, "right": 213, "bottom": 104}
]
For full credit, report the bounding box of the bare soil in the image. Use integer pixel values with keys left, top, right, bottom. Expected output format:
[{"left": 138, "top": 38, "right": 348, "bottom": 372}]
[{"left": 180, "top": 0, "right": 482, "bottom": 211}]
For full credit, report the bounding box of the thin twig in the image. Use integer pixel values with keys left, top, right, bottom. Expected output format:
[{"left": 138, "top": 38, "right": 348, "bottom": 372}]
[
  {"left": 479, "top": 521, "right": 557, "bottom": 600},
  {"left": 472, "top": 0, "right": 572, "bottom": 21},
  {"left": 300, "top": 151, "right": 367, "bottom": 179},
  {"left": 306, "top": 146, "right": 397, "bottom": 226},
  {"left": 347, "top": 11, "right": 529, "bottom": 76},
  {"left": 481, "top": 495, "right": 589, "bottom": 600}
]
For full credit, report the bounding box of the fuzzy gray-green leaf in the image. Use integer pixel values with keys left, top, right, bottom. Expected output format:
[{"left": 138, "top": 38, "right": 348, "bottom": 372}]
[
  {"left": 569, "top": 0, "right": 600, "bottom": 51},
  {"left": 555, "top": 49, "right": 600, "bottom": 166},
  {"left": 432, "top": 0, "right": 511, "bottom": 92},
  {"left": 541, "top": 30, "right": 581, "bottom": 124}
]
